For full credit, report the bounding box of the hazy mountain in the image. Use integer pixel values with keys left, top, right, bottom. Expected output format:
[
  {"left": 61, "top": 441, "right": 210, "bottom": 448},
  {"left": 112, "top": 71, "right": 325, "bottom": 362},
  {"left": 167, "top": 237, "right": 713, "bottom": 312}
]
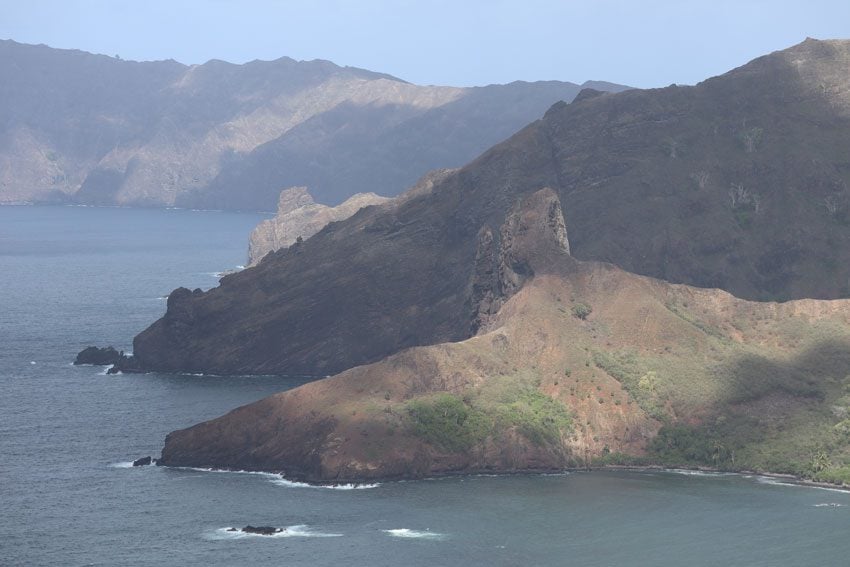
[{"left": 0, "top": 40, "right": 627, "bottom": 209}]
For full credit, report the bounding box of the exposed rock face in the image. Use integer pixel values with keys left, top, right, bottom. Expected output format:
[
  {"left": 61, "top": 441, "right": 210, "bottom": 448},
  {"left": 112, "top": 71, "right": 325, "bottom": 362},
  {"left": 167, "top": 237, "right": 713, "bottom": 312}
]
[
  {"left": 74, "top": 346, "right": 122, "bottom": 366},
  {"left": 469, "top": 188, "right": 569, "bottom": 333},
  {"left": 247, "top": 187, "right": 390, "bottom": 266},
  {"left": 160, "top": 191, "right": 850, "bottom": 481},
  {"left": 130, "top": 39, "right": 850, "bottom": 379},
  {"left": 0, "top": 40, "right": 627, "bottom": 209},
  {"left": 132, "top": 456, "right": 152, "bottom": 467}
]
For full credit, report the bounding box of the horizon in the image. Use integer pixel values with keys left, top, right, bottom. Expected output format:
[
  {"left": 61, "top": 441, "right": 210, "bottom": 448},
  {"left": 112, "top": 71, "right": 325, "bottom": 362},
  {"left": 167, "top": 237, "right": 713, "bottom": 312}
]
[{"left": 2, "top": 0, "right": 849, "bottom": 88}]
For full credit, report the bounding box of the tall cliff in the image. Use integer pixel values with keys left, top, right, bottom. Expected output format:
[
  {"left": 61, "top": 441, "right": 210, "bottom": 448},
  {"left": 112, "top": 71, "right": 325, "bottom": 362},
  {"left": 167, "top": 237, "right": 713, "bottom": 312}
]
[{"left": 0, "top": 40, "right": 627, "bottom": 209}]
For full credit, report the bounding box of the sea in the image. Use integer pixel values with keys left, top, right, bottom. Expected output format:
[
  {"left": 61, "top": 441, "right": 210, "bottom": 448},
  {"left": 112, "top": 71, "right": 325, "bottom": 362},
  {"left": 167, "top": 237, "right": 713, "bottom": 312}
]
[{"left": 2, "top": 205, "right": 850, "bottom": 566}]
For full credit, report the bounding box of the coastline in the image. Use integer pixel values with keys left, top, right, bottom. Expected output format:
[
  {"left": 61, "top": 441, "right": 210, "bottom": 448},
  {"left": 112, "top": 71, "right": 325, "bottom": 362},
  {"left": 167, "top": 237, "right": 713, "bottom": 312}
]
[{"left": 155, "top": 461, "right": 850, "bottom": 492}]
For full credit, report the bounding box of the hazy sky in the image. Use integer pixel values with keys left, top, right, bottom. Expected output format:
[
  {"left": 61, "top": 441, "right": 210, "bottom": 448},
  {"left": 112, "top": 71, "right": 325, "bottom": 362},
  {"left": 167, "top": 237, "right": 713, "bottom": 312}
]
[{"left": 2, "top": 0, "right": 849, "bottom": 88}]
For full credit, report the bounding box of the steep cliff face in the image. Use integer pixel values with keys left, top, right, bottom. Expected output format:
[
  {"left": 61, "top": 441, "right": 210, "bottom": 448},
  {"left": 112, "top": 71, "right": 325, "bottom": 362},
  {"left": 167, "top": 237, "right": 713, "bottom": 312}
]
[
  {"left": 160, "top": 189, "right": 850, "bottom": 482},
  {"left": 247, "top": 187, "right": 391, "bottom": 266},
  {"left": 129, "top": 39, "right": 850, "bottom": 379},
  {"left": 0, "top": 40, "right": 626, "bottom": 209}
]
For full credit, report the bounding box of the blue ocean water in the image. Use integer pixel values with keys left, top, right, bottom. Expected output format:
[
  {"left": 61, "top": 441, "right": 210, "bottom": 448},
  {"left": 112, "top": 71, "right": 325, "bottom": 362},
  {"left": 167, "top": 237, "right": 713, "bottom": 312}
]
[{"left": 2, "top": 205, "right": 849, "bottom": 566}]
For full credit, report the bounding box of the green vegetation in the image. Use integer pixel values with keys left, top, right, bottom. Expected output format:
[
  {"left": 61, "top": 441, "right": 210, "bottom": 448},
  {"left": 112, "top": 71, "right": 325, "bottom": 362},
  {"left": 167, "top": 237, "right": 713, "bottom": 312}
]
[
  {"left": 405, "top": 379, "right": 574, "bottom": 450},
  {"left": 490, "top": 386, "right": 573, "bottom": 445},
  {"left": 592, "top": 350, "right": 668, "bottom": 422},
  {"left": 571, "top": 303, "right": 592, "bottom": 320},
  {"left": 406, "top": 394, "right": 488, "bottom": 451}
]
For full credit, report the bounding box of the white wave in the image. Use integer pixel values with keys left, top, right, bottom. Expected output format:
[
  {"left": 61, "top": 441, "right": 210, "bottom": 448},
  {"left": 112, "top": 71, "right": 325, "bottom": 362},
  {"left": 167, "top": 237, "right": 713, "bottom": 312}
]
[
  {"left": 109, "top": 461, "right": 135, "bottom": 468},
  {"left": 663, "top": 468, "right": 737, "bottom": 477},
  {"left": 814, "top": 502, "right": 845, "bottom": 507},
  {"left": 30, "top": 361, "right": 36, "bottom": 365},
  {"left": 98, "top": 366, "right": 115, "bottom": 375},
  {"left": 176, "top": 466, "right": 281, "bottom": 479},
  {"left": 383, "top": 529, "right": 446, "bottom": 540},
  {"left": 271, "top": 478, "right": 380, "bottom": 490},
  {"left": 755, "top": 476, "right": 850, "bottom": 493},
  {"left": 168, "top": 466, "right": 378, "bottom": 489},
  {"left": 206, "top": 525, "right": 342, "bottom": 540}
]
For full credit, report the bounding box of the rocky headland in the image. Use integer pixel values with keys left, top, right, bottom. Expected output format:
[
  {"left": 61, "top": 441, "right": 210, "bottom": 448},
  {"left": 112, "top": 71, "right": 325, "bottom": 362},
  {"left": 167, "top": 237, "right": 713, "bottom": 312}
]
[
  {"left": 160, "top": 189, "right": 850, "bottom": 483},
  {"left": 77, "top": 38, "right": 850, "bottom": 484},
  {"left": 247, "top": 187, "right": 390, "bottom": 266}
]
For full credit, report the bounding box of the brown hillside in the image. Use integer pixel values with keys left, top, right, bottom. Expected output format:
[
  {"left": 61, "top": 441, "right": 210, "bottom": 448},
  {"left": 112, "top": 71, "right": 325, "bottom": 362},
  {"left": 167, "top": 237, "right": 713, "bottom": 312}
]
[{"left": 160, "top": 189, "right": 850, "bottom": 482}]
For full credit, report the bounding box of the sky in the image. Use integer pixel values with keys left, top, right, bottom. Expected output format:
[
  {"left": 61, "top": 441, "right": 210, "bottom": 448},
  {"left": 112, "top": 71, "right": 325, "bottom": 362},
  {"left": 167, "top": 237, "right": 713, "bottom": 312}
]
[{"left": 2, "top": 0, "right": 849, "bottom": 88}]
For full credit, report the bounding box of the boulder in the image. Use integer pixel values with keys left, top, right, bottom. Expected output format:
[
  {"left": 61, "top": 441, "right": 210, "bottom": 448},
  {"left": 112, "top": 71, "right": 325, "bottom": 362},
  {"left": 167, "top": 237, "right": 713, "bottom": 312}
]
[{"left": 74, "top": 346, "right": 122, "bottom": 366}]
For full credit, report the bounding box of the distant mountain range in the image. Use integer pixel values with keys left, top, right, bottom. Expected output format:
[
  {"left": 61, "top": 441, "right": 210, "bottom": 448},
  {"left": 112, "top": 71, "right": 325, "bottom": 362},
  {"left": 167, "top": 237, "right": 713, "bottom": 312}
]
[{"left": 0, "top": 40, "right": 627, "bottom": 209}]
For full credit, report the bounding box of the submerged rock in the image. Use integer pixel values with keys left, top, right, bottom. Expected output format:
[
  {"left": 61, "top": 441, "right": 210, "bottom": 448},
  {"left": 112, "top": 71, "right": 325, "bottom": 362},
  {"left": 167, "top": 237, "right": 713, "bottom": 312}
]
[
  {"left": 240, "top": 526, "right": 284, "bottom": 536},
  {"left": 74, "top": 346, "right": 123, "bottom": 366}
]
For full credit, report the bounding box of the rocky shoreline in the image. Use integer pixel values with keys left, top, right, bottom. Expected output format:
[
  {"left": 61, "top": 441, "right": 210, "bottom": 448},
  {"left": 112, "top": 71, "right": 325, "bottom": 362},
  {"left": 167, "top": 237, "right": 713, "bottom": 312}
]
[{"left": 150, "top": 460, "right": 850, "bottom": 492}]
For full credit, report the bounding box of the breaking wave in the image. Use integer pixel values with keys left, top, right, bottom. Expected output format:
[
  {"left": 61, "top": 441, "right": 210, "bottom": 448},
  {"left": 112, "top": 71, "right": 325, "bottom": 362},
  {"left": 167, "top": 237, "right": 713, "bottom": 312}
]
[
  {"left": 170, "top": 466, "right": 380, "bottom": 489},
  {"left": 755, "top": 476, "right": 850, "bottom": 493},
  {"left": 270, "top": 478, "right": 380, "bottom": 490},
  {"left": 382, "top": 529, "right": 446, "bottom": 540}
]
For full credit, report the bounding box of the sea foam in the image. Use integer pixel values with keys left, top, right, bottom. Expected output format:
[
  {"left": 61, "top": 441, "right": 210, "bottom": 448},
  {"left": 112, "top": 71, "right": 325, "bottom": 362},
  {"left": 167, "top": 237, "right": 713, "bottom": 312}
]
[
  {"left": 383, "top": 529, "right": 446, "bottom": 540},
  {"left": 755, "top": 476, "right": 850, "bottom": 493},
  {"left": 171, "top": 466, "right": 380, "bottom": 489}
]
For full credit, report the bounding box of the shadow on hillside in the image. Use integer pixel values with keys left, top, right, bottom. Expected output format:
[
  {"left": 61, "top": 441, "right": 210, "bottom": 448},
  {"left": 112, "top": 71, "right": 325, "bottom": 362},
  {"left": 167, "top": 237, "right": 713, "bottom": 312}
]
[{"left": 717, "top": 338, "right": 850, "bottom": 408}]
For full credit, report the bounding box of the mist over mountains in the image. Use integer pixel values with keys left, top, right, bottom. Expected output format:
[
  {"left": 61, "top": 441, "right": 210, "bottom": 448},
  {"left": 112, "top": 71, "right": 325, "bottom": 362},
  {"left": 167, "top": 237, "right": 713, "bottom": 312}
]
[{"left": 0, "top": 40, "right": 627, "bottom": 210}]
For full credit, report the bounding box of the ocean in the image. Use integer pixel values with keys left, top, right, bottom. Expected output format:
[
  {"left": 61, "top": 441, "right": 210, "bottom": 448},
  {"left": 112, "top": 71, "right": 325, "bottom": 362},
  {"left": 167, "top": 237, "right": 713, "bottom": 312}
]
[{"left": 2, "top": 205, "right": 849, "bottom": 566}]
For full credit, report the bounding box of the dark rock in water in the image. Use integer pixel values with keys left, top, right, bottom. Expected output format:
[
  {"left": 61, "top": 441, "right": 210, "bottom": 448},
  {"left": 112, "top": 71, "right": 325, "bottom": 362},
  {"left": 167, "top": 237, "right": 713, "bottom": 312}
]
[
  {"left": 107, "top": 354, "right": 143, "bottom": 374},
  {"left": 132, "top": 456, "right": 152, "bottom": 467},
  {"left": 74, "top": 346, "right": 122, "bottom": 366},
  {"left": 242, "top": 526, "right": 283, "bottom": 535}
]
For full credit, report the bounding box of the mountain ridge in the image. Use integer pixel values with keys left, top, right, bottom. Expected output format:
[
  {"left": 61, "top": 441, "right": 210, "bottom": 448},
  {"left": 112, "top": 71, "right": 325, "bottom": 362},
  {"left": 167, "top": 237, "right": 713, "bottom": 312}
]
[{"left": 0, "top": 39, "right": 627, "bottom": 209}]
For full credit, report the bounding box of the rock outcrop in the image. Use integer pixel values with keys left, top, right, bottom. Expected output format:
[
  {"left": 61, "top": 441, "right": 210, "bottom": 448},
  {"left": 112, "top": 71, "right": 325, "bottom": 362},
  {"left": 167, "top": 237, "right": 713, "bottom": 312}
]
[
  {"left": 247, "top": 187, "right": 390, "bottom": 266},
  {"left": 74, "top": 346, "right": 123, "bottom": 366},
  {"left": 232, "top": 526, "right": 284, "bottom": 536}
]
